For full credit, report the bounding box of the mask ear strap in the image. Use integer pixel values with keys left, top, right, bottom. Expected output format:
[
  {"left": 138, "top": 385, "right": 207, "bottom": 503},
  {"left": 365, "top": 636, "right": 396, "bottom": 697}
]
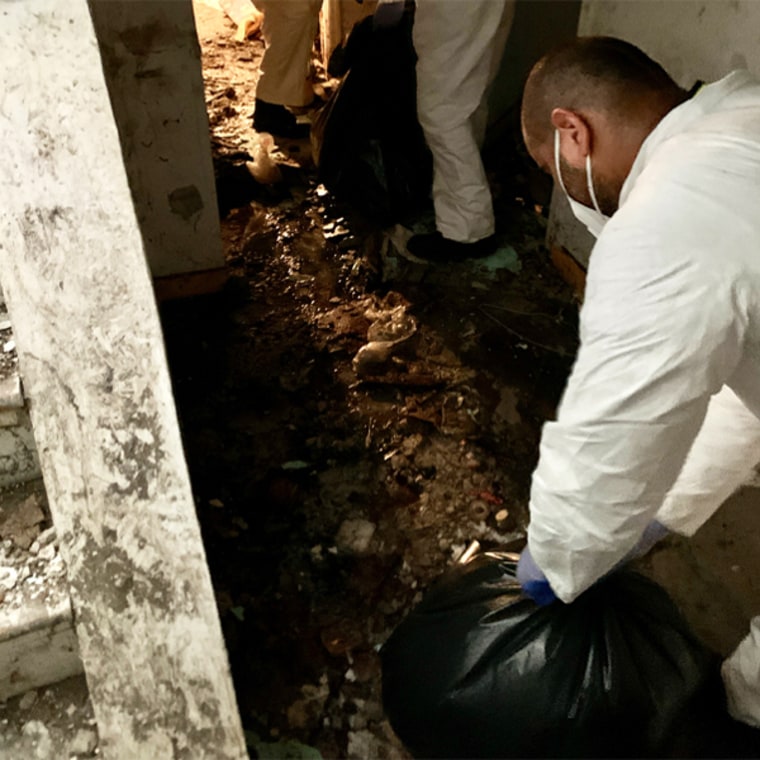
[
  {"left": 554, "top": 130, "right": 570, "bottom": 197},
  {"left": 586, "top": 153, "right": 604, "bottom": 216}
]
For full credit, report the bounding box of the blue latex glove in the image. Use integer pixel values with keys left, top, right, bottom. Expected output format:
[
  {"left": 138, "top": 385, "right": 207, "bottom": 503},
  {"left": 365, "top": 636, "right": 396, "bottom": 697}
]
[
  {"left": 373, "top": 0, "right": 405, "bottom": 29},
  {"left": 518, "top": 520, "right": 669, "bottom": 606},
  {"left": 517, "top": 546, "right": 558, "bottom": 606},
  {"left": 633, "top": 519, "right": 669, "bottom": 556},
  {"left": 618, "top": 519, "right": 670, "bottom": 565}
]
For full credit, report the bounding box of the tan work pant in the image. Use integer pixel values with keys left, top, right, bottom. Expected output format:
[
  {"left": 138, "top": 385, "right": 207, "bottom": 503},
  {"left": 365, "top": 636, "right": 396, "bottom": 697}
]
[{"left": 256, "top": 0, "right": 322, "bottom": 107}]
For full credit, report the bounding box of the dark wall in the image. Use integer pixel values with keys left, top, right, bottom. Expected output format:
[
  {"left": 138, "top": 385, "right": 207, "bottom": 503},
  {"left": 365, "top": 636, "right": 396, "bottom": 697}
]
[{"left": 488, "top": 0, "right": 582, "bottom": 124}]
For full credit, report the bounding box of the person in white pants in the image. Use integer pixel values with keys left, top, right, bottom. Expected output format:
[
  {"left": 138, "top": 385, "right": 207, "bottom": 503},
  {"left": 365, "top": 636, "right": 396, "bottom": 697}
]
[
  {"left": 516, "top": 36, "right": 760, "bottom": 729},
  {"left": 252, "top": 0, "right": 322, "bottom": 138},
  {"left": 405, "top": 0, "right": 515, "bottom": 262}
]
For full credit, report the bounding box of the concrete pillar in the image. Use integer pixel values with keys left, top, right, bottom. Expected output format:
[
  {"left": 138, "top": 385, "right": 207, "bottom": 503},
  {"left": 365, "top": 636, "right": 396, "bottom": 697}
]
[
  {"left": 0, "top": 2, "right": 247, "bottom": 757},
  {"left": 88, "top": 0, "right": 226, "bottom": 283}
]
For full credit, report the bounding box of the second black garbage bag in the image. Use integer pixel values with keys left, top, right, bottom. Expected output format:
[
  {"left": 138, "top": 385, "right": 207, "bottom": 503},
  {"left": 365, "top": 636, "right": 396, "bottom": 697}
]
[
  {"left": 311, "top": 10, "right": 433, "bottom": 227},
  {"left": 381, "top": 553, "right": 716, "bottom": 758}
]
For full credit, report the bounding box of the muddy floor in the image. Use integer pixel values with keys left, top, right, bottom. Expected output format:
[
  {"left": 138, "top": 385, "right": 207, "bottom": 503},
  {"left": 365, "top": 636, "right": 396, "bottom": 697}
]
[
  {"left": 163, "top": 4, "right": 577, "bottom": 758},
  {"left": 156, "top": 5, "right": 760, "bottom": 759},
  {"left": 0, "top": 5, "right": 758, "bottom": 759}
]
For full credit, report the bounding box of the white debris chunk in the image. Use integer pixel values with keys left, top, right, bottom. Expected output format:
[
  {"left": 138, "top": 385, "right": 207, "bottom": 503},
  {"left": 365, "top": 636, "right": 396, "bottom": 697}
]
[
  {"left": 18, "top": 690, "right": 37, "bottom": 711},
  {"left": 69, "top": 727, "right": 98, "bottom": 756},
  {"left": 0, "top": 566, "right": 18, "bottom": 591},
  {"left": 22, "top": 721, "right": 52, "bottom": 759},
  {"left": 335, "top": 519, "right": 376, "bottom": 555}
]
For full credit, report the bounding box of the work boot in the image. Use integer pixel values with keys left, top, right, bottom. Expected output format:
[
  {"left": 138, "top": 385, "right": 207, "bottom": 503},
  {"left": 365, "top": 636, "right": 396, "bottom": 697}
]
[
  {"left": 252, "top": 98, "right": 310, "bottom": 139},
  {"left": 406, "top": 231, "right": 498, "bottom": 263}
]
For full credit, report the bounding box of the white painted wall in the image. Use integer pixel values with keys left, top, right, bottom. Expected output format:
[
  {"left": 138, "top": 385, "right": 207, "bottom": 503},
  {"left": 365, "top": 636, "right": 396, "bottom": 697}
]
[
  {"left": 88, "top": 0, "right": 225, "bottom": 278},
  {"left": 579, "top": 0, "right": 760, "bottom": 86},
  {"left": 549, "top": 0, "right": 760, "bottom": 267},
  {"left": 489, "top": 0, "right": 582, "bottom": 126}
]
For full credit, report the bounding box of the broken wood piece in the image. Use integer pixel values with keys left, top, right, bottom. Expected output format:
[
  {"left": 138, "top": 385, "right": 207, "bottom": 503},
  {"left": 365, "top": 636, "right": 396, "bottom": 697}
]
[{"left": 457, "top": 540, "right": 481, "bottom": 565}]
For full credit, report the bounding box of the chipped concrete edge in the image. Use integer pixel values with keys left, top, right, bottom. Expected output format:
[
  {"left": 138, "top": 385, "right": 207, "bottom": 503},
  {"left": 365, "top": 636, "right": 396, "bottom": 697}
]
[
  {"left": 0, "top": 375, "right": 23, "bottom": 410},
  {"left": 0, "top": 594, "right": 73, "bottom": 643},
  {"left": 0, "top": 595, "right": 82, "bottom": 701}
]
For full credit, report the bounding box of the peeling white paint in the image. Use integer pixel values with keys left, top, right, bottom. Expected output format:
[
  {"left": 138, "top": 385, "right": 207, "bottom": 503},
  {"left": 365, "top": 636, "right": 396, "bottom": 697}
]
[
  {"left": 0, "top": 2, "right": 247, "bottom": 757},
  {"left": 88, "top": 0, "right": 225, "bottom": 277}
]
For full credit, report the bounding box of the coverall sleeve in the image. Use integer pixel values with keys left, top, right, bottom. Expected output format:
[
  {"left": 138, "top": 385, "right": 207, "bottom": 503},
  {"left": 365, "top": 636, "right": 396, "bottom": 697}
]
[
  {"left": 528, "top": 228, "right": 748, "bottom": 603},
  {"left": 656, "top": 385, "right": 760, "bottom": 535}
]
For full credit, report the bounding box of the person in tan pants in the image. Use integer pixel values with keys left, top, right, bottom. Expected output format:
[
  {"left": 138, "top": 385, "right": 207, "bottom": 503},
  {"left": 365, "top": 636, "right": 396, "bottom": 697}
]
[{"left": 253, "top": 0, "right": 322, "bottom": 138}]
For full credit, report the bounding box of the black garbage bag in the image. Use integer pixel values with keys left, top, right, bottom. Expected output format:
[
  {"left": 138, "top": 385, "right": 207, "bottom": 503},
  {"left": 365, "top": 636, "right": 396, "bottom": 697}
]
[
  {"left": 381, "top": 553, "right": 716, "bottom": 759},
  {"left": 311, "top": 10, "right": 433, "bottom": 226}
]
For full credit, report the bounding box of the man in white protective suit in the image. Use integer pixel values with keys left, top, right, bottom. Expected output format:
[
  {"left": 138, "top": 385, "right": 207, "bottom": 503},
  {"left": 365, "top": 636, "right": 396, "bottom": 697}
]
[
  {"left": 515, "top": 36, "right": 760, "bottom": 729},
  {"left": 403, "top": 0, "right": 515, "bottom": 262}
]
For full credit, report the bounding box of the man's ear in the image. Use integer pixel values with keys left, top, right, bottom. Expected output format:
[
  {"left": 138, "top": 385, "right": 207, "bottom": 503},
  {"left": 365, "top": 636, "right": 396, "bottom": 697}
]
[{"left": 551, "top": 108, "right": 591, "bottom": 169}]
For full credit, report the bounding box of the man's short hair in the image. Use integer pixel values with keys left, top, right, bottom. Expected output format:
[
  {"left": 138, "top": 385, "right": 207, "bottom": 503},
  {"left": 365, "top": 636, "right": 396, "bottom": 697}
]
[{"left": 522, "top": 36, "right": 682, "bottom": 148}]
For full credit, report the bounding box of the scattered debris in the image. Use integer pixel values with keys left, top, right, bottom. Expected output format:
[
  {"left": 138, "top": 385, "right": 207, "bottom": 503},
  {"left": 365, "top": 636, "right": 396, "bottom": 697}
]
[
  {"left": 335, "top": 518, "right": 376, "bottom": 555},
  {"left": 457, "top": 540, "right": 481, "bottom": 565},
  {"left": 0, "top": 564, "right": 19, "bottom": 592},
  {"left": 0, "top": 677, "right": 98, "bottom": 759},
  {"left": 0, "top": 481, "right": 68, "bottom": 616},
  {"left": 352, "top": 302, "right": 418, "bottom": 378},
  {"left": 320, "top": 621, "right": 364, "bottom": 657},
  {"left": 0, "top": 308, "right": 18, "bottom": 378},
  {"left": 21, "top": 720, "right": 52, "bottom": 759},
  {"left": 18, "top": 691, "right": 37, "bottom": 711},
  {"left": 0, "top": 492, "right": 45, "bottom": 550},
  {"left": 68, "top": 727, "right": 98, "bottom": 757},
  {"left": 246, "top": 133, "right": 283, "bottom": 185}
]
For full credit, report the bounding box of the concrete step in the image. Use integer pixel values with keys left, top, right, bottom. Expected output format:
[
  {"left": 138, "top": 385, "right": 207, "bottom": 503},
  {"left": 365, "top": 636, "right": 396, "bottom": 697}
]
[
  {"left": 0, "top": 479, "right": 82, "bottom": 701},
  {"left": 0, "top": 303, "right": 75, "bottom": 700},
  {"left": 0, "top": 305, "right": 41, "bottom": 490}
]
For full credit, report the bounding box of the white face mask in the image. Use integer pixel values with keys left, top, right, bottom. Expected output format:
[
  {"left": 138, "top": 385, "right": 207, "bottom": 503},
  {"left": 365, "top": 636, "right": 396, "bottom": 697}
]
[{"left": 554, "top": 129, "right": 609, "bottom": 238}]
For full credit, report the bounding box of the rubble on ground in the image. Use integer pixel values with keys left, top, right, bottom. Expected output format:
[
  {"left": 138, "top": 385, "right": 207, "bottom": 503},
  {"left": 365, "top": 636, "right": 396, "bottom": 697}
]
[
  {"left": 0, "top": 6, "right": 576, "bottom": 758},
  {"left": 159, "top": 6, "right": 579, "bottom": 757}
]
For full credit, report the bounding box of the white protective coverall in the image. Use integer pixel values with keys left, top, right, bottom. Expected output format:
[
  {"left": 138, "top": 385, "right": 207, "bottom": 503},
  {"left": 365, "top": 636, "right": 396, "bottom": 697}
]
[
  {"left": 412, "top": 0, "right": 514, "bottom": 243},
  {"left": 526, "top": 71, "right": 760, "bottom": 726},
  {"left": 256, "top": 0, "right": 322, "bottom": 108}
]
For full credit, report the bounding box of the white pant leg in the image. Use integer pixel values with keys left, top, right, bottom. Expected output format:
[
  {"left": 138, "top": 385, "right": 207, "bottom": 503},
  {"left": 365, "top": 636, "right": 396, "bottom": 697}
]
[
  {"left": 413, "top": 0, "right": 515, "bottom": 243},
  {"left": 256, "top": 0, "right": 322, "bottom": 107},
  {"left": 723, "top": 616, "right": 760, "bottom": 727}
]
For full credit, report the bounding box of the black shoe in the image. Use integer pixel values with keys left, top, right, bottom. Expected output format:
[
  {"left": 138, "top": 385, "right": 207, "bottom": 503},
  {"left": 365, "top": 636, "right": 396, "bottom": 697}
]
[
  {"left": 252, "top": 98, "right": 310, "bottom": 139},
  {"left": 406, "top": 231, "right": 498, "bottom": 263}
]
